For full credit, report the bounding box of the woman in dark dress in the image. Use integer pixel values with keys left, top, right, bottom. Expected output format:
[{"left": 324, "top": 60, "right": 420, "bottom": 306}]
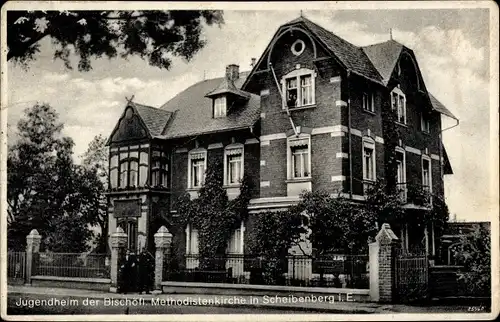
[
  {"left": 120, "top": 250, "right": 139, "bottom": 294},
  {"left": 138, "top": 249, "right": 155, "bottom": 294}
]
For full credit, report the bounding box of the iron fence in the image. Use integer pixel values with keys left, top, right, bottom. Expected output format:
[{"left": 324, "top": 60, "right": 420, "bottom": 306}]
[
  {"left": 162, "top": 254, "right": 368, "bottom": 289},
  {"left": 395, "top": 248, "right": 429, "bottom": 303},
  {"left": 34, "top": 253, "right": 110, "bottom": 279},
  {"left": 7, "top": 252, "right": 26, "bottom": 284}
]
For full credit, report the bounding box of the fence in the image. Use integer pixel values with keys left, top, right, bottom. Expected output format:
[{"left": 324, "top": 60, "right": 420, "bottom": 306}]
[
  {"left": 34, "top": 253, "right": 110, "bottom": 279},
  {"left": 394, "top": 249, "right": 429, "bottom": 303},
  {"left": 162, "top": 254, "right": 368, "bottom": 289},
  {"left": 7, "top": 252, "right": 26, "bottom": 284}
]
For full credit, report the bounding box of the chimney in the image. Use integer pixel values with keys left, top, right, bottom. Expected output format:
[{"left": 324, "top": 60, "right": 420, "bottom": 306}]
[
  {"left": 225, "top": 64, "right": 239, "bottom": 82},
  {"left": 251, "top": 58, "right": 256, "bottom": 68}
]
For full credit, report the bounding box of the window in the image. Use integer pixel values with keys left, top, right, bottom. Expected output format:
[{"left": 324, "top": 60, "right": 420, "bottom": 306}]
[
  {"left": 362, "top": 138, "right": 376, "bottom": 184},
  {"left": 287, "top": 135, "right": 311, "bottom": 179},
  {"left": 118, "top": 219, "right": 138, "bottom": 251},
  {"left": 362, "top": 93, "right": 375, "bottom": 112},
  {"left": 282, "top": 68, "right": 316, "bottom": 109},
  {"left": 391, "top": 87, "right": 406, "bottom": 124},
  {"left": 151, "top": 150, "right": 169, "bottom": 188},
  {"left": 422, "top": 157, "right": 432, "bottom": 193},
  {"left": 226, "top": 228, "right": 242, "bottom": 254},
  {"left": 214, "top": 96, "right": 227, "bottom": 118},
  {"left": 110, "top": 145, "right": 150, "bottom": 189},
  {"left": 188, "top": 149, "right": 207, "bottom": 189},
  {"left": 186, "top": 225, "right": 199, "bottom": 255},
  {"left": 224, "top": 144, "right": 244, "bottom": 185},
  {"left": 396, "top": 148, "right": 407, "bottom": 202},
  {"left": 421, "top": 113, "right": 430, "bottom": 133}
]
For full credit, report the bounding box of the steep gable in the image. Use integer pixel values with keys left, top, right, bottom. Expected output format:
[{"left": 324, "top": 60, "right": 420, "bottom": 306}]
[{"left": 362, "top": 40, "right": 403, "bottom": 85}]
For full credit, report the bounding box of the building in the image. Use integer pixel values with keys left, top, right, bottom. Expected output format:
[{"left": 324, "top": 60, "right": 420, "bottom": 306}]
[{"left": 105, "top": 16, "right": 457, "bottom": 263}]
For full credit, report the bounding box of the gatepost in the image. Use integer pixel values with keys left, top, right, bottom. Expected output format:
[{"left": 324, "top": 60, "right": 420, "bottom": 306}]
[
  {"left": 153, "top": 226, "right": 173, "bottom": 294},
  {"left": 369, "top": 223, "right": 400, "bottom": 303},
  {"left": 25, "top": 229, "right": 42, "bottom": 285},
  {"left": 109, "top": 227, "right": 128, "bottom": 293}
]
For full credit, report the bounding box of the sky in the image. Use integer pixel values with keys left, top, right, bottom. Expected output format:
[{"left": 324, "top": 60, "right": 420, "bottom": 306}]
[{"left": 5, "top": 5, "right": 497, "bottom": 222}]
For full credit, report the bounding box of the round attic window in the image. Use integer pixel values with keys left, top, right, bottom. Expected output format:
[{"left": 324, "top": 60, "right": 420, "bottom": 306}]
[{"left": 291, "top": 39, "right": 305, "bottom": 56}]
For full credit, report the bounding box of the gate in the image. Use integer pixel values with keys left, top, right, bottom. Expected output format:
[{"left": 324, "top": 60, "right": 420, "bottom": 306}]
[
  {"left": 394, "top": 249, "right": 429, "bottom": 303},
  {"left": 7, "top": 252, "right": 26, "bottom": 284}
]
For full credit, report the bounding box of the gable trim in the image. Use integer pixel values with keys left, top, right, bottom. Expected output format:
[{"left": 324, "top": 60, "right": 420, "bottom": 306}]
[{"left": 105, "top": 104, "right": 152, "bottom": 146}]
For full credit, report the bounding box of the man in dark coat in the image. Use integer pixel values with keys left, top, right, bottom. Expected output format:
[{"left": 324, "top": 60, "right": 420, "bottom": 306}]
[
  {"left": 120, "top": 250, "right": 138, "bottom": 294},
  {"left": 138, "top": 248, "right": 155, "bottom": 294}
]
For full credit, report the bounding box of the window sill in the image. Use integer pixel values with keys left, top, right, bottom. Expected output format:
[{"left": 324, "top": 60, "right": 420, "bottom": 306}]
[
  {"left": 286, "top": 178, "right": 312, "bottom": 183},
  {"left": 186, "top": 187, "right": 202, "bottom": 192},
  {"left": 395, "top": 122, "right": 408, "bottom": 128},
  {"left": 223, "top": 184, "right": 241, "bottom": 189},
  {"left": 362, "top": 109, "right": 376, "bottom": 116},
  {"left": 421, "top": 131, "right": 430, "bottom": 135},
  {"left": 282, "top": 104, "right": 316, "bottom": 112}
]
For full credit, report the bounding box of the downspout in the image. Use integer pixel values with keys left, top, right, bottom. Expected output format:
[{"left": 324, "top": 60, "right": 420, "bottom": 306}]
[
  {"left": 435, "top": 116, "right": 459, "bottom": 256},
  {"left": 347, "top": 70, "right": 353, "bottom": 200}
]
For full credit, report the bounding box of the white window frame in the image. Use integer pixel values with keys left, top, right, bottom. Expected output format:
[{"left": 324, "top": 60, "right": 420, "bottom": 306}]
[
  {"left": 226, "top": 220, "right": 244, "bottom": 255},
  {"left": 391, "top": 87, "right": 406, "bottom": 125},
  {"left": 287, "top": 133, "right": 312, "bottom": 180},
  {"left": 421, "top": 155, "right": 433, "bottom": 195},
  {"left": 362, "top": 137, "right": 376, "bottom": 183},
  {"left": 395, "top": 147, "right": 407, "bottom": 202},
  {"left": 187, "top": 148, "right": 207, "bottom": 189},
  {"left": 223, "top": 143, "right": 244, "bottom": 186},
  {"left": 214, "top": 96, "right": 227, "bottom": 118},
  {"left": 281, "top": 68, "right": 316, "bottom": 109},
  {"left": 421, "top": 113, "right": 430, "bottom": 133},
  {"left": 362, "top": 92, "right": 375, "bottom": 113}
]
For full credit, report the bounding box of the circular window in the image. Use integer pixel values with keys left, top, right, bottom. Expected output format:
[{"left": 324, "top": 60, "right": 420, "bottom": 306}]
[{"left": 291, "top": 39, "right": 305, "bottom": 56}]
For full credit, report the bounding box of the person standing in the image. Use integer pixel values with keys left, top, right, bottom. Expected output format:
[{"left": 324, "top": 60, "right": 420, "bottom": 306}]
[{"left": 138, "top": 248, "right": 155, "bottom": 294}]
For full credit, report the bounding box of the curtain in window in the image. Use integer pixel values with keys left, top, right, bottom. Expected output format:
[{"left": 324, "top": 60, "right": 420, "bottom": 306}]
[{"left": 301, "top": 75, "right": 312, "bottom": 105}]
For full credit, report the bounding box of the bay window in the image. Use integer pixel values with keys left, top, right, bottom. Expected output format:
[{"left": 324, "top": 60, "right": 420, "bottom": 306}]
[
  {"left": 109, "top": 144, "right": 151, "bottom": 189},
  {"left": 282, "top": 68, "right": 316, "bottom": 109},
  {"left": 151, "top": 150, "right": 169, "bottom": 188},
  {"left": 224, "top": 144, "right": 244, "bottom": 186}
]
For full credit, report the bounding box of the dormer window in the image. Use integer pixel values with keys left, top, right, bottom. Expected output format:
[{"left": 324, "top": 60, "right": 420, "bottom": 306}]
[{"left": 214, "top": 96, "right": 227, "bottom": 118}]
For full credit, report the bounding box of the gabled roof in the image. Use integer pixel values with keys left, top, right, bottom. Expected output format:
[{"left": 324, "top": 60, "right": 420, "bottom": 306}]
[
  {"left": 428, "top": 93, "right": 458, "bottom": 121},
  {"left": 298, "top": 17, "right": 383, "bottom": 83},
  {"left": 130, "top": 101, "right": 173, "bottom": 137},
  {"left": 362, "top": 40, "right": 404, "bottom": 85},
  {"left": 159, "top": 71, "right": 261, "bottom": 139}
]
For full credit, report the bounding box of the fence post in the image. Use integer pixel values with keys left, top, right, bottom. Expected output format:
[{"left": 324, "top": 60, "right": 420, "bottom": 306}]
[
  {"left": 153, "top": 226, "right": 173, "bottom": 294},
  {"left": 25, "top": 229, "right": 42, "bottom": 285},
  {"left": 369, "top": 223, "right": 400, "bottom": 303},
  {"left": 109, "top": 227, "right": 128, "bottom": 293}
]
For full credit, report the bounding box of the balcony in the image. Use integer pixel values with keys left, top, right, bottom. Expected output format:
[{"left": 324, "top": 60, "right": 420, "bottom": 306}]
[{"left": 406, "top": 183, "right": 432, "bottom": 209}]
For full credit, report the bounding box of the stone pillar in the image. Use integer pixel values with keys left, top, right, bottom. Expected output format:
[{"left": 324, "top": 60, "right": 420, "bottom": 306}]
[
  {"left": 109, "top": 227, "right": 128, "bottom": 293},
  {"left": 25, "top": 229, "right": 42, "bottom": 285},
  {"left": 153, "top": 226, "right": 173, "bottom": 294},
  {"left": 368, "top": 223, "right": 400, "bottom": 303}
]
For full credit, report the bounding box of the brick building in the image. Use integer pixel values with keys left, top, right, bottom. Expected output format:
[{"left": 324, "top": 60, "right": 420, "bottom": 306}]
[{"left": 106, "top": 16, "right": 457, "bottom": 264}]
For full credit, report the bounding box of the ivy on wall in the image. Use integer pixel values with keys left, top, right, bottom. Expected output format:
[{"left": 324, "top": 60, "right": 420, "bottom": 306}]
[{"left": 175, "top": 158, "right": 253, "bottom": 269}]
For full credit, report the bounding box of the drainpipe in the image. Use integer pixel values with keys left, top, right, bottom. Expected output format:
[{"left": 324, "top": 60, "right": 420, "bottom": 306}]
[
  {"left": 435, "top": 116, "right": 459, "bottom": 256},
  {"left": 347, "top": 70, "right": 353, "bottom": 200}
]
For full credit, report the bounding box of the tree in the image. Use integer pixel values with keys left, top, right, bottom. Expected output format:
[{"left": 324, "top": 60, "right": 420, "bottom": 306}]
[
  {"left": 81, "top": 134, "right": 109, "bottom": 253},
  {"left": 452, "top": 224, "right": 491, "bottom": 297},
  {"left": 7, "top": 10, "right": 224, "bottom": 71},
  {"left": 7, "top": 103, "right": 101, "bottom": 252}
]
